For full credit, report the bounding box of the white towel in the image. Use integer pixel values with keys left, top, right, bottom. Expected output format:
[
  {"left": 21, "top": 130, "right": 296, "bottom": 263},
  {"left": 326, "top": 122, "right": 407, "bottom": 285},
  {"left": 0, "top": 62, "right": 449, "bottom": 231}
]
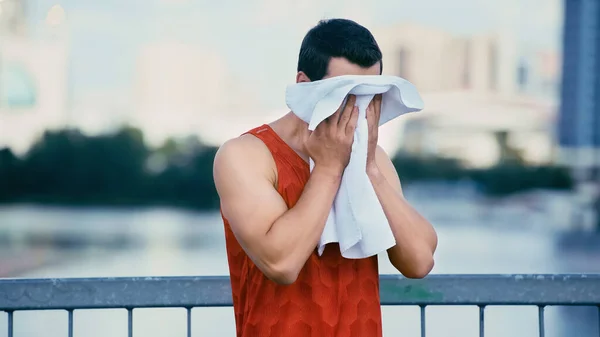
[{"left": 285, "top": 75, "right": 424, "bottom": 259}]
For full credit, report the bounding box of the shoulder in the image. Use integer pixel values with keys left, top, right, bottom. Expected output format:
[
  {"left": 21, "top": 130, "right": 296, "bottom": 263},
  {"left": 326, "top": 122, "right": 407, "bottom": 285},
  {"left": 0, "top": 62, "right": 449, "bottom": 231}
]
[
  {"left": 215, "top": 134, "right": 271, "bottom": 164},
  {"left": 375, "top": 145, "right": 393, "bottom": 163},
  {"left": 374, "top": 145, "right": 397, "bottom": 175},
  {"left": 374, "top": 145, "right": 403, "bottom": 191},
  {"left": 213, "top": 134, "right": 277, "bottom": 185}
]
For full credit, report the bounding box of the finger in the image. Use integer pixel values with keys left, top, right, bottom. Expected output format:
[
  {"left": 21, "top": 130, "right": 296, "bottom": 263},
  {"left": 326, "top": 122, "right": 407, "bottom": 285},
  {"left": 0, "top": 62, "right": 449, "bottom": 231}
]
[
  {"left": 335, "top": 94, "right": 356, "bottom": 124},
  {"left": 374, "top": 94, "right": 383, "bottom": 118},
  {"left": 338, "top": 95, "right": 356, "bottom": 126},
  {"left": 369, "top": 102, "right": 379, "bottom": 137},
  {"left": 366, "top": 101, "right": 375, "bottom": 122},
  {"left": 346, "top": 106, "right": 359, "bottom": 135}
]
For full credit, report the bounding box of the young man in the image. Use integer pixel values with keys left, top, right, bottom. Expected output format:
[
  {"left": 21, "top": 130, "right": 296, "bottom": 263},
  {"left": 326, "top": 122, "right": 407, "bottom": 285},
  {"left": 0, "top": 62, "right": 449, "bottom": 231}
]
[{"left": 213, "top": 18, "right": 438, "bottom": 337}]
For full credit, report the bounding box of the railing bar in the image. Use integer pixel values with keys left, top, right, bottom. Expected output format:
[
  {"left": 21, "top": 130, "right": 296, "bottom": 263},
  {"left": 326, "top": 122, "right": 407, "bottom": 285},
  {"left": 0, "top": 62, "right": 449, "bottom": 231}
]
[
  {"left": 479, "top": 305, "right": 485, "bottom": 337},
  {"left": 67, "top": 310, "right": 74, "bottom": 337},
  {"left": 127, "top": 308, "right": 133, "bottom": 337},
  {"left": 420, "top": 305, "right": 426, "bottom": 337},
  {"left": 597, "top": 305, "right": 600, "bottom": 337},
  {"left": 538, "top": 305, "right": 545, "bottom": 337},
  {"left": 187, "top": 307, "right": 192, "bottom": 337},
  {"left": 7, "top": 311, "right": 13, "bottom": 337}
]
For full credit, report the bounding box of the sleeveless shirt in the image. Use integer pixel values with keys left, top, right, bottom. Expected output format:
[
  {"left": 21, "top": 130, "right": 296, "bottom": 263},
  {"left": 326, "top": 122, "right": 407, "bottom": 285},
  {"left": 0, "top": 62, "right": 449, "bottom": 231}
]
[{"left": 221, "top": 124, "right": 383, "bottom": 337}]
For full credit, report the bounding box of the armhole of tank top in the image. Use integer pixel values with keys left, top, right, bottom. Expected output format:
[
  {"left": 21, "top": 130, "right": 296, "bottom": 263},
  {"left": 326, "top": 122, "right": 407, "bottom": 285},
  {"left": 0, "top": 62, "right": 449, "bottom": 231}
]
[{"left": 242, "top": 130, "right": 282, "bottom": 192}]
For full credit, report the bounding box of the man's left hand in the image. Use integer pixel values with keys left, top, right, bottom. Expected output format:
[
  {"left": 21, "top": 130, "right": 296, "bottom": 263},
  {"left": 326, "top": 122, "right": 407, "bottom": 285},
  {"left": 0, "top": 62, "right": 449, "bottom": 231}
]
[{"left": 366, "top": 94, "right": 382, "bottom": 174}]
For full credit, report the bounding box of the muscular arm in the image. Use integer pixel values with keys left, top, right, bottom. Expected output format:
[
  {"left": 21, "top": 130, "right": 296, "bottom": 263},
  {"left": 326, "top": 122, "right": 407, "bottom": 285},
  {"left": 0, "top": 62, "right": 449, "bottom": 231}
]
[
  {"left": 213, "top": 135, "right": 341, "bottom": 285},
  {"left": 370, "top": 146, "right": 438, "bottom": 278}
]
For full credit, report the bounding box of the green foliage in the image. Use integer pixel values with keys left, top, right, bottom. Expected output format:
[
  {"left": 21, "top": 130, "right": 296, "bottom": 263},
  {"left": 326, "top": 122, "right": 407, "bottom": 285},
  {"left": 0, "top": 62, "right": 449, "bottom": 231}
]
[
  {"left": 392, "top": 152, "right": 574, "bottom": 195},
  {"left": 0, "top": 128, "right": 574, "bottom": 210},
  {"left": 392, "top": 153, "right": 466, "bottom": 181},
  {"left": 0, "top": 127, "right": 219, "bottom": 210}
]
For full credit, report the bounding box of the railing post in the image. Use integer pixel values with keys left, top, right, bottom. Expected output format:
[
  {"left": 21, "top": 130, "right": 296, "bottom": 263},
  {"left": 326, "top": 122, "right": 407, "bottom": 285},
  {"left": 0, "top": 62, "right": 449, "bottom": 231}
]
[
  {"left": 127, "top": 308, "right": 133, "bottom": 337},
  {"left": 67, "top": 309, "right": 73, "bottom": 337},
  {"left": 419, "top": 305, "right": 426, "bottom": 337},
  {"left": 478, "top": 305, "right": 485, "bottom": 337},
  {"left": 7, "top": 311, "right": 13, "bottom": 337},
  {"left": 186, "top": 307, "right": 192, "bottom": 337},
  {"left": 538, "top": 305, "right": 545, "bottom": 337},
  {"left": 597, "top": 306, "right": 600, "bottom": 337}
]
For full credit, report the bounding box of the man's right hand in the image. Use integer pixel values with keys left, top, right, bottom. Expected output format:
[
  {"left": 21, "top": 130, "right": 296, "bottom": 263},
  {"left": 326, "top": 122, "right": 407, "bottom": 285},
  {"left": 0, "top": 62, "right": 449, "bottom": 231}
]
[{"left": 305, "top": 94, "right": 359, "bottom": 176}]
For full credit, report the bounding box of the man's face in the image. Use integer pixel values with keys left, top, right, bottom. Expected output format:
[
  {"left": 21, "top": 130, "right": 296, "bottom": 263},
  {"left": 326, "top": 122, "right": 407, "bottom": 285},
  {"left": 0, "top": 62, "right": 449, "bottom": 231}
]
[{"left": 323, "top": 57, "right": 381, "bottom": 79}]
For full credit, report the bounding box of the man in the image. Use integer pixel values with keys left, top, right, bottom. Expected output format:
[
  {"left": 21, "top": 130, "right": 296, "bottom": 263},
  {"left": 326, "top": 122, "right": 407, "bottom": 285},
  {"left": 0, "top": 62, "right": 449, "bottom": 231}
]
[{"left": 213, "top": 18, "right": 438, "bottom": 337}]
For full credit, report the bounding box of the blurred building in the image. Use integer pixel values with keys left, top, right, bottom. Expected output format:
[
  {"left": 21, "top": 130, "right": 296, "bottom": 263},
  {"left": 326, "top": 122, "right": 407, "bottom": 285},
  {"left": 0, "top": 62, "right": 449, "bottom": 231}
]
[
  {"left": 0, "top": 3, "right": 70, "bottom": 155},
  {"left": 0, "top": 0, "right": 26, "bottom": 36},
  {"left": 372, "top": 23, "right": 556, "bottom": 167},
  {"left": 535, "top": 51, "right": 560, "bottom": 98},
  {"left": 396, "top": 92, "right": 556, "bottom": 168},
  {"left": 516, "top": 50, "right": 561, "bottom": 100},
  {"left": 373, "top": 23, "right": 518, "bottom": 95},
  {"left": 132, "top": 41, "right": 261, "bottom": 147},
  {"left": 558, "top": 0, "right": 600, "bottom": 228},
  {"left": 558, "top": 0, "right": 600, "bottom": 175}
]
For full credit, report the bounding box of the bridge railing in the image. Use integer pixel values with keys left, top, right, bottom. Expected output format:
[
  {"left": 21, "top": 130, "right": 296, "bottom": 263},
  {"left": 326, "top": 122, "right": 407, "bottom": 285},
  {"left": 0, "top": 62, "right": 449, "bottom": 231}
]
[{"left": 1, "top": 274, "right": 600, "bottom": 337}]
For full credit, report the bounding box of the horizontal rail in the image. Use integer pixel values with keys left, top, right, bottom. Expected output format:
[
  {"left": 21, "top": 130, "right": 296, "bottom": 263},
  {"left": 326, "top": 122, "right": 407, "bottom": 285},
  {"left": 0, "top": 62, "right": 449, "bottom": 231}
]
[{"left": 1, "top": 274, "right": 600, "bottom": 311}]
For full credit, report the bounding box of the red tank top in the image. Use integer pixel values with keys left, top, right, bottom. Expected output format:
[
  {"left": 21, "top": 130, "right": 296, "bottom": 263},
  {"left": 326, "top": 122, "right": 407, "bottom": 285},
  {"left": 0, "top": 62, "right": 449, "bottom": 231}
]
[{"left": 221, "top": 124, "right": 383, "bottom": 337}]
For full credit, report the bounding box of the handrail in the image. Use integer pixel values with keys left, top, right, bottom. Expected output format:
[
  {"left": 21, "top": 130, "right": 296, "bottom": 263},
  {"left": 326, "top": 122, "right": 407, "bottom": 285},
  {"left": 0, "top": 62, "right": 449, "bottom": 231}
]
[{"left": 1, "top": 274, "right": 599, "bottom": 311}]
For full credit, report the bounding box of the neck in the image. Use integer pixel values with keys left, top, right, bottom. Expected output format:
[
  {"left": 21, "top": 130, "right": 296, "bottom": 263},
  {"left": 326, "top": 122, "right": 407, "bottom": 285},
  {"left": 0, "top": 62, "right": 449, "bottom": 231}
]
[{"left": 269, "top": 112, "right": 311, "bottom": 161}]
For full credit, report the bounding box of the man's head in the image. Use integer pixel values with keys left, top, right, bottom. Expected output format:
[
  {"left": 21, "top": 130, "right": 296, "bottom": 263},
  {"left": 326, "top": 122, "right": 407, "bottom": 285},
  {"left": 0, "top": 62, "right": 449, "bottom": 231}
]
[{"left": 296, "top": 18, "right": 383, "bottom": 83}]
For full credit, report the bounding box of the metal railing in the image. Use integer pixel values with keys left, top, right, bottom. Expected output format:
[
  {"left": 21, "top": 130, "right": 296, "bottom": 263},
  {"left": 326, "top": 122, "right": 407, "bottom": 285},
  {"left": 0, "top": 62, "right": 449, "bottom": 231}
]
[{"left": 1, "top": 274, "right": 600, "bottom": 337}]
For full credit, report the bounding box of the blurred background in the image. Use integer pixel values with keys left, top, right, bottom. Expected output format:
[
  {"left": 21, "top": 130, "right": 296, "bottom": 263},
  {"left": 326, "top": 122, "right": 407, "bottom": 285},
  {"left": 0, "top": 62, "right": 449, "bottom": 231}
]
[{"left": 1, "top": 0, "right": 600, "bottom": 336}]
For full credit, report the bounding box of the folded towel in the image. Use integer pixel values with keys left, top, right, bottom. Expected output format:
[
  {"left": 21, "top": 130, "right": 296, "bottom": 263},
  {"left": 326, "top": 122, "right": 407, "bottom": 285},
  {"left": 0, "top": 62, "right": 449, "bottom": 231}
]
[{"left": 286, "top": 75, "right": 424, "bottom": 259}]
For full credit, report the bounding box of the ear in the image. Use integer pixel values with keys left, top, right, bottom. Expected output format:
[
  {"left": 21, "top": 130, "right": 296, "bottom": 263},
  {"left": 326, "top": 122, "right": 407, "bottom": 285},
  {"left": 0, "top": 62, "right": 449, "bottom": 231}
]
[{"left": 296, "top": 71, "right": 311, "bottom": 83}]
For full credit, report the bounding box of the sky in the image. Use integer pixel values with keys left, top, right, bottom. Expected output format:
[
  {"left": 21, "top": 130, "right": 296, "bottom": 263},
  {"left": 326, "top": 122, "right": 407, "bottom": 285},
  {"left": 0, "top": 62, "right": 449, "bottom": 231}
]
[{"left": 24, "top": 0, "right": 563, "bottom": 110}]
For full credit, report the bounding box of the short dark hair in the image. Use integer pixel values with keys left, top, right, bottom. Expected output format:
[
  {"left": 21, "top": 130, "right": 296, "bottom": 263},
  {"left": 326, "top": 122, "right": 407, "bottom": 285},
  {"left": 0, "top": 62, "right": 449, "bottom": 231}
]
[{"left": 297, "top": 18, "right": 383, "bottom": 81}]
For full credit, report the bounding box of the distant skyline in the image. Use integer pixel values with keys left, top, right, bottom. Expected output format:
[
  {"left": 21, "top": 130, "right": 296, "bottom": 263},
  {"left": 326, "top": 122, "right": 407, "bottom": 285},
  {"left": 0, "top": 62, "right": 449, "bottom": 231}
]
[{"left": 24, "top": 0, "right": 563, "bottom": 110}]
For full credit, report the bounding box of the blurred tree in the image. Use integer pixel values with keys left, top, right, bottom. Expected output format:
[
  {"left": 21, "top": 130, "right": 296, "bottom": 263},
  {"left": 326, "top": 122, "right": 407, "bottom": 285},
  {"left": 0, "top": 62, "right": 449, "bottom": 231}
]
[
  {"left": 0, "top": 127, "right": 573, "bottom": 211},
  {"left": 494, "top": 131, "right": 525, "bottom": 165},
  {"left": 391, "top": 150, "right": 573, "bottom": 195},
  {"left": 19, "top": 127, "right": 149, "bottom": 204},
  {"left": 0, "top": 148, "right": 21, "bottom": 201}
]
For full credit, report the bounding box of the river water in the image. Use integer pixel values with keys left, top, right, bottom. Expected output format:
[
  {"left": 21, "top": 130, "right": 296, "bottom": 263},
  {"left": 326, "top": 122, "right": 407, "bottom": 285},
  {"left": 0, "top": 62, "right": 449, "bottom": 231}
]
[{"left": 0, "top": 189, "right": 599, "bottom": 337}]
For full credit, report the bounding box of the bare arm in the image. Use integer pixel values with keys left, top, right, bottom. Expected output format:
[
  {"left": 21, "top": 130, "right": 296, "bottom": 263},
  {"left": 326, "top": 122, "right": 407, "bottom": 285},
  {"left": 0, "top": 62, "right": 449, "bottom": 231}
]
[
  {"left": 369, "top": 146, "right": 438, "bottom": 278},
  {"left": 214, "top": 136, "right": 342, "bottom": 285},
  {"left": 216, "top": 96, "right": 358, "bottom": 284}
]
